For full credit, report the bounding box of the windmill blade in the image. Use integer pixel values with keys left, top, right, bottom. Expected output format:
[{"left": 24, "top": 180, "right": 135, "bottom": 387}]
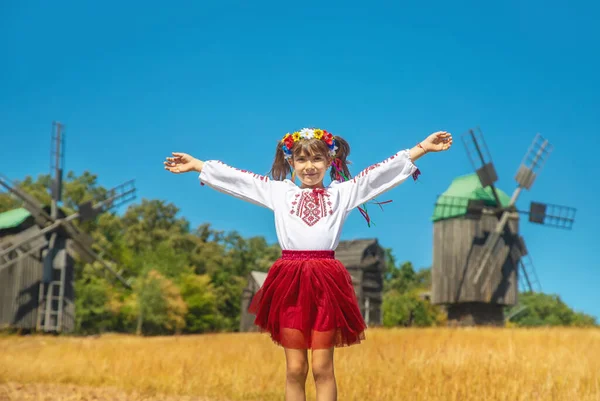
[
  {"left": 0, "top": 239, "right": 48, "bottom": 272},
  {"left": 0, "top": 225, "right": 50, "bottom": 272},
  {"left": 0, "top": 220, "right": 60, "bottom": 262},
  {"left": 50, "top": 121, "right": 66, "bottom": 206},
  {"left": 513, "top": 235, "right": 543, "bottom": 293},
  {"left": 0, "top": 189, "right": 132, "bottom": 289},
  {"left": 461, "top": 127, "right": 503, "bottom": 207},
  {"left": 0, "top": 175, "right": 54, "bottom": 227},
  {"left": 518, "top": 256, "right": 541, "bottom": 293},
  {"left": 518, "top": 252, "right": 542, "bottom": 294},
  {"left": 472, "top": 133, "right": 554, "bottom": 286},
  {"left": 525, "top": 201, "right": 576, "bottom": 230},
  {"left": 59, "top": 221, "right": 96, "bottom": 263},
  {"left": 507, "top": 234, "right": 541, "bottom": 294},
  {"left": 57, "top": 219, "right": 131, "bottom": 289},
  {"left": 66, "top": 238, "right": 132, "bottom": 289},
  {"left": 78, "top": 180, "right": 137, "bottom": 223},
  {"left": 514, "top": 133, "right": 553, "bottom": 190},
  {"left": 104, "top": 180, "right": 137, "bottom": 209},
  {"left": 504, "top": 235, "right": 543, "bottom": 323}
]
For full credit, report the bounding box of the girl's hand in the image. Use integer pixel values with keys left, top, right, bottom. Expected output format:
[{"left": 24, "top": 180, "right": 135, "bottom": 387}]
[
  {"left": 164, "top": 152, "right": 204, "bottom": 173},
  {"left": 422, "top": 131, "right": 453, "bottom": 152}
]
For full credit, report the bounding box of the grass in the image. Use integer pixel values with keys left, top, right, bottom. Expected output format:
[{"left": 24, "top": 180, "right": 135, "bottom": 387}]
[{"left": 0, "top": 327, "right": 598, "bottom": 401}]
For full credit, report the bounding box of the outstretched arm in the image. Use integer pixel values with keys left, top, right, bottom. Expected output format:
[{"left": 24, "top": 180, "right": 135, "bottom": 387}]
[
  {"left": 164, "top": 152, "right": 276, "bottom": 210},
  {"left": 338, "top": 131, "right": 452, "bottom": 211}
]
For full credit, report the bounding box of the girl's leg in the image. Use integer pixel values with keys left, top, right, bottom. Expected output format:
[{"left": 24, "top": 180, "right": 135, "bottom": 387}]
[
  {"left": 311, "top": 347, "right": 337, "bottom": 401},
  {"left": 284, "top": 347, "right": 309, "bottom": 401}
]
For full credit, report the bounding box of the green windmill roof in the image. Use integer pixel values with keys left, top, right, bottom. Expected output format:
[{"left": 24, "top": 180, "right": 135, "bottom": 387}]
[
  {"left": 0, "top": 208, "right": 32, "bottom": 230},
  {"left": 432, "top": 173, "right": 512, "bottom": 222}
]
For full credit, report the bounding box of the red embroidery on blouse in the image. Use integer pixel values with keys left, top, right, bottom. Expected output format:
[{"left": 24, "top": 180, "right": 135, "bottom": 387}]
[
  {"left": 215, "top": 161, "right": 269, "bottom": 181},
  {"left": 351, "top": 152, "right": 400, "bottom": 183},
  {"left": 289, "top": 189, "right": 333, "bottom": 226}
]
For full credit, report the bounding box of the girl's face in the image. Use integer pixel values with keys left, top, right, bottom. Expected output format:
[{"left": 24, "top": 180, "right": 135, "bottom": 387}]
[{"left": 291, "top": 151, "right": 331, "bottom": 188}]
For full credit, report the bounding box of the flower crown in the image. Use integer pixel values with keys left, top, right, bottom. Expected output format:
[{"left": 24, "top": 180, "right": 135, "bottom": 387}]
[{"left": 280, "top": 128, "right": 338, "bottom": 160}]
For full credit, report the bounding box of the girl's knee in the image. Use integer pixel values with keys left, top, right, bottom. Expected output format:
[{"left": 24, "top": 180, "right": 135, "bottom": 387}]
[
  {"left": 286, "top": 360, "right": 309, "bottom": 383},
  {"left": 311, "top": 359, "right": 334, "bottom": 382}
]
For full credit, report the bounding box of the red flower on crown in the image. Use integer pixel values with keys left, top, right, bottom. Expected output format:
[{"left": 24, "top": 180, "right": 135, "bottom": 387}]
[{"left": 284, "top": 135, "right": 295, "bottom": 150}]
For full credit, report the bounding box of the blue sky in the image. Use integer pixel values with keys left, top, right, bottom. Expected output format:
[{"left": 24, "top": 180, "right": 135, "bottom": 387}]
[{"left": 1, "top": 1, "right": 599, "bottom": 320}]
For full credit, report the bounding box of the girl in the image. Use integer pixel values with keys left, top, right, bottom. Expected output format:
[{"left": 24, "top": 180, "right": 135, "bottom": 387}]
[{"left": 164, "top": 128, "right": 452, "bottom": 401}]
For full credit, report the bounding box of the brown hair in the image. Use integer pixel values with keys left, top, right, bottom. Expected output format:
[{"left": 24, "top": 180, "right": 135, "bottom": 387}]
[{"left": 269, "top": 136, "right": 352, "bottom": 182}]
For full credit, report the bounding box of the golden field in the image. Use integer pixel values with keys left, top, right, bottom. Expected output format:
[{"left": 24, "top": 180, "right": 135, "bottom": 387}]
[{"left": 0, "top": 327, "right": 599, "bottom": 401}]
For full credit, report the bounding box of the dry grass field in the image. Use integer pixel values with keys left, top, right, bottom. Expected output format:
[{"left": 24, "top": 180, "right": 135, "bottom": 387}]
[{"left": 0, "top": 327, "right": 599, "bottom": 401}]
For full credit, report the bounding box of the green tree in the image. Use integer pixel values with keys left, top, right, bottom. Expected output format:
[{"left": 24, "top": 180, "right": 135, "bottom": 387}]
[
  {"left": 383, "top": 289, "right": 445, "bottom": 327},
  {"left": 509, "top": 292, "right": 597, "bottom": 327},
  {"left": 121, "top": 199, "right": 190, "bottom": 254},
  {"left": 382, "top": 251, "right": 443, "bottom": 327},
  {"left": 74, "top": 267, "right": 122, "bottom": 334},
  {"left": 210, "top": 231, "right": 281, "bottom": 331},
  {"left": 0, "top": 174, "right": 52, "bottom": 213},
  {"left": 179, "top": 273, "right": 226, "bottom": 333},
  {"left": 188, "top": 223, "right": 229, "bottom": 275},
  {"left": 123, "top": 270, "right": 188, "bottom": 335}
]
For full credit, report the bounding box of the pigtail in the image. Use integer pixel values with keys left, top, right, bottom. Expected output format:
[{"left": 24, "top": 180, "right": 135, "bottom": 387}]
[
  {"left": 329, "top": 136, "right": 352, "bottom": 181},
  {"left": 269, "top": 140, "right": 291, "bottom": 181}
]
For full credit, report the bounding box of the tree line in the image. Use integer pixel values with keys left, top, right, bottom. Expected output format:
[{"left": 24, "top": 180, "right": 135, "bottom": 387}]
[{"left": 0, "top": 171, "right": 596, "bottom": 335}]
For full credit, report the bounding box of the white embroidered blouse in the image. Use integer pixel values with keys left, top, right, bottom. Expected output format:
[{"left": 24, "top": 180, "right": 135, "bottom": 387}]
[{"left": 198, "top": 149, "right": 418, "bottom": 251}]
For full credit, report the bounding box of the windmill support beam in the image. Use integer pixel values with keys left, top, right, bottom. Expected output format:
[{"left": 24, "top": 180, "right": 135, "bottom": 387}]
[
  {"left": 472, "top": 208, "right": 521, "bottom": 286},
  {"left": 0, "top": 220, "right": 61, "bottom": 262},
  {"left": 0, "top": 242, "right": 47, "bottom": 273},
  {"left": 480, "top": 213, "right": 522, "bottom": 291}
]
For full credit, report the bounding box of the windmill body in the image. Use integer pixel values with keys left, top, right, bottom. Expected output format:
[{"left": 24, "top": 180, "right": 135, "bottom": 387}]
[
  {"left": 0, "top": 207, "right": 76, "bottom": 332},
  {"left": 431, "top": 174, "right": 520, "bottom": 325},
  {"left": 431, "top": 128, "right": 576, "bottom": 326},
  {"left": 0, "top": 122, "right": 136, "bottom": 333}
]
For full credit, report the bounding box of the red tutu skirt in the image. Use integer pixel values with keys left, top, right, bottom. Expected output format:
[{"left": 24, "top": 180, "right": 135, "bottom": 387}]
[{"left": 248, "top": 250, "right": 367, "bottom": 349}]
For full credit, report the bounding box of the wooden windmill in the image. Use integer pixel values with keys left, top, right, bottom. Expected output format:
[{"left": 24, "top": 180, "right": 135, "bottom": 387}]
[
  {"left": 0, "top": 122, "right": 136, "bottom": 333},
  {"left": 430, "top": 128, "right": 576, "bottom": 326}
]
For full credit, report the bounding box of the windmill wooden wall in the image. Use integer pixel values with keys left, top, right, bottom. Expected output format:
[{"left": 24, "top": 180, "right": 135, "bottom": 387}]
[
  {"left": 239, "top": 238, "right": 386, "bottom": 332},
  {"left": 0, "top": 230, "right": 44, "bottom": 330},
  {"left": 0, "top": 223, "right": 75, "bottom": 332},
  {"left": 336, "top": 239, "right": 386, "bottom": 326},
  {"left": 431, "top": 211, "right": 520, "bottom": 325},
  {"left": 239, "top": 271, "right": 267, "bottom": 333}
]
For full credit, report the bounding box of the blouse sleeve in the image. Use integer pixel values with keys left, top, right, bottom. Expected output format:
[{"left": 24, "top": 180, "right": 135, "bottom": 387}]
[
  {"left": 199, "top": 160, "right": 276, "bottom": 210},
  {"left": 336, "top": 149, "right": 419, "bottom": 211}
]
